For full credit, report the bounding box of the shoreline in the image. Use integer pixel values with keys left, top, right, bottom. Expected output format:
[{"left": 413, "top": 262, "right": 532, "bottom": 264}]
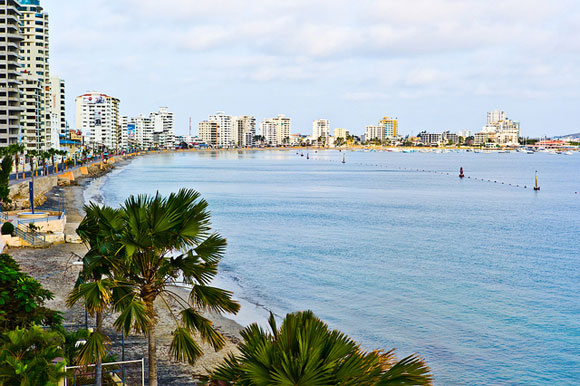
[{"left": 7, "top": 154, "right": 245, "bottom": 384}]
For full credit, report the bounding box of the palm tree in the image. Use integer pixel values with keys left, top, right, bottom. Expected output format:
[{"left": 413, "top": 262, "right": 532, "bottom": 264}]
[
  {"left": 48, "top": 148, "right": 58, "bottom": 174},
  {"left": 57, "top": 150, "right": 68, "bottom": 170},
  {"left": 203, "top": 311, "right": 433, "bottom": 386},
  {"left": 0, "top": 326, "right": 66, "bottom": 385},
  {"left": 76, "top": 189, "right": 240, "bottom": 386},
  {"left": 7, "top": 144, "right": 24, "bottom": 180},
  {"left": 67, "top": 204, "right": 122, "bottom": 386}
]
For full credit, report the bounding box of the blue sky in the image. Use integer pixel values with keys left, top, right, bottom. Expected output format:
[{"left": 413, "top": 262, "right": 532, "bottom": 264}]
[{"left": 45, "top": 0, "right": 579, "bottom": 137}]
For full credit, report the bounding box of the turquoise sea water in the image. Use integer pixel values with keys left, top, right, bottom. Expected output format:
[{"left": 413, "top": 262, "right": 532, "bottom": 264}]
[{"left": 94, "top": 150, "right": 580, "bottom": 385}]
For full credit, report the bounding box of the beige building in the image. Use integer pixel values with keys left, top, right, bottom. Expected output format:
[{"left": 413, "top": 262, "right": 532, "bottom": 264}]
[
  {"left": 0, "top": 0, "right": 23, "bottom": 147},
  {"left": 198, "top": 120, "right": 218, "bottom": 146},
  {"left": 234, "top": 115, "right": 256, "bottom": 147},
  {"left": 75, "top": 92, "right": 120, "bottom": 149},
  {"left": 261, "top": 114, "right": 291, "bottom": 146},
  {"left": 334, "top": 128, "right": 349, "bottom": 139},
  {"left": 19, "top": 0, "right": 52, "bottom": 150}
]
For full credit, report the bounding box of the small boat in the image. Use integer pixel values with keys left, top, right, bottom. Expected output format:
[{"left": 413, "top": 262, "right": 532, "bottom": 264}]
[
  {"left": 564, "top": 151, "right": 574, "bottom": 155},
  {"left": 307, "top": 153, "right": 310, "bottom": 160},
  {"left": 534, "top": 171, "right": 540, "bottom": 191},
  {"left": 526, "top": 150, "right": 535, "bottom": 154},
  {"left": 342, "top": 154, "right": 346, "bottom": 164},
  {"left": 459, "top": 167, "right": 465, "bottom": 178}
]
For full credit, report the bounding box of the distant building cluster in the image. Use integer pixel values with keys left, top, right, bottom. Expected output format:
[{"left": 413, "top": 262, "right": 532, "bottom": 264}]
[
  {"left": 473, "top": 110, "right": 520, "bottom": 146},
  {"left": 74, "top": 92, "right": 175, "bottom": 151},
  {"left": 364, "top": 117, "right": 398, "bottom": 142}
]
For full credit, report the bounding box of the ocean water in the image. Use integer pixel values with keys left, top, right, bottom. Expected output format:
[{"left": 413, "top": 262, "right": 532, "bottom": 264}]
[{"left": 92, "top": 150, "right": 580, "bottom": 385}]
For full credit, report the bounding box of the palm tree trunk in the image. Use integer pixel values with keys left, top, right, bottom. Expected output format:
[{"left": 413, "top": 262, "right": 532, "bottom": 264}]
[
  {"left": 95, "top": 311, "right": 103, "bottom": 386},
  {"left": 147, "top": 302, "right": 157, "bottom": 386}
]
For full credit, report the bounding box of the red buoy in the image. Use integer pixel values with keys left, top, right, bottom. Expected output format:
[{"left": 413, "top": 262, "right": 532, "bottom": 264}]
[{"left": 459, "top": 167, "right": 465, "bottom": 178}]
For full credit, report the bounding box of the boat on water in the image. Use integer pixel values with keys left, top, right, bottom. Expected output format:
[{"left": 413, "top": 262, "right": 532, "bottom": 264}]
[{"left": 564, "top": 151, "right": 574, "bottom": 155}]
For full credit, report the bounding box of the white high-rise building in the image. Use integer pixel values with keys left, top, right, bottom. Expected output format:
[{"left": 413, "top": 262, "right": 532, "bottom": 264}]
[
  {"left": 132, "top": 114, "right": 154, "bottom": 149},
  {"left": 233, "top": 115, "right": 256, "bottom": 147},
  {"left": 151, "top": 107, "right": 174, "bottom": 149},
  {"left": 19, "top": 0, "right": 52, "bottom": 150},
  {"left": 119, "top": 116, "right": 129, "bottom": 150},
  {"left": 209, "top": 111, "right": 233, "bottom": 147},
  {"left": 260, "top": 115, "right": 291, "bottom": 146},
  {"left": 260, "top": 120, "right": 277, "bottom": 146},
  {"left": 487, "top": 109, "right": 506, "bottom": 124},
  {"left": 49, "top": 76, "right": 66, "bottom": 149},
  {"left": 75, "top": 92, "right": 120, "bottom": 149},
  {"left": 365, "top": 125, "right": 383, "bottom": 141},
  {"left": 313, "top": 119, "right": 330, "bottom": 139},
  {"left": 0, "top": 0, "right": 24, "bottom": 147}
]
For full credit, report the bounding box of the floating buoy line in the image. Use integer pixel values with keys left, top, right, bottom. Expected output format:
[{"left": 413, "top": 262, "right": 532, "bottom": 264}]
[{"left": 296, "top": 152, "right": 571, "bottom": 194}]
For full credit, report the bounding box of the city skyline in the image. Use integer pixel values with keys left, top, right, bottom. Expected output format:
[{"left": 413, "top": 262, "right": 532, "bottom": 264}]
[{"left": 44, "top": 0, "right": 579, "bottom": 137}]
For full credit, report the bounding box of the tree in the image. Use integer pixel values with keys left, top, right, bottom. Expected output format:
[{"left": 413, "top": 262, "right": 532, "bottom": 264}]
[
  {"left": 0, "top": 254, "right": 62, "bottom": 332},
  {"left": 203, "top": 311, "right": 433, "bottom": 386},
  {"left": 0, "top": 150, "right": 13, "bottom": 206},
  {"left": 75, "top": 189, "right": 240, "bottom": 386},
  {"left": 7, "top": 144, "right": 24, "bottom": 180},
  {"left": 0, "top": 326, "right": 66, "bottom": 386},
  {"left": 67, "top": 204, "right": 123, "bottom": 386}
]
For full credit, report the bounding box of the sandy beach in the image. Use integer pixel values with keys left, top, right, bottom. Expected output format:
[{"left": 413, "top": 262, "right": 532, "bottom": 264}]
[{"left": 6, "top": 155, "right": 244, "bottom": 385}]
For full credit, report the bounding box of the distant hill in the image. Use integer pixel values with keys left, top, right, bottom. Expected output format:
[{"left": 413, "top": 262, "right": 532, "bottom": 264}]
[{"left": 554, "top": 133, "right": 580, "bottom": 138}]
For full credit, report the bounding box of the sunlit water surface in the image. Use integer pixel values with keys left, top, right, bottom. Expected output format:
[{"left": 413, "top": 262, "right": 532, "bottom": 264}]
[{"left": 89, "top": 150, "right": 580, "bottom": 386}]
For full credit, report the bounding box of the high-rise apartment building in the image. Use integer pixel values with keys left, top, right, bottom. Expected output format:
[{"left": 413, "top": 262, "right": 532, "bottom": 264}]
[
  {"left": 19, "top": 0, "right": 51, "bottom": 150},
  {"left": 198, "top": 120, "right": 218, "bottom": 146},
  {"left": 75, "top": 92, "right": 120, "bottom": 149},
  {"left": 132, "top": 114, "right": 153, "bottom": 149},
  {"left": 365, "top": 125, "right": 383, "bottom": 141},
  {"left": 379, "top": 117, "right": 398, "bottom": 138},
  {"left": 151, "top": 107, "right": 174, "bottom": 149},
  {"left": 208, "top": 111, "right": 233, "bottom": 147},
  {"left": 233, "top": 115, "right": 256, "bottom": 147},
  {"left": 313, "top": 119, "right": 330, "bottom": 139},
  {"left": 333, "top": 128, "right": 349, "bottom": 139},
  {"left": 487, "top": 109, "right": 506, "bottom": 124},
  {"left": 260, "top": 119, "right": 277, "bottom": 146},
  {"left": 261, "top": 114, "right": 291, "bottom": 146},
  {"left": 118, "top": 115, "right": 128, "bottom": 150},
  {"left": 49, "top": 76, "right": 65, "bottom": 148},
  {"left": 0, "top": 0, "right": 24, "bottom": 147}
]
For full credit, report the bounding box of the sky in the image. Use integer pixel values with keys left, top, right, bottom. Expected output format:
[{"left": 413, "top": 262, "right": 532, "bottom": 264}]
[{"left": 44, "top": 0, "right": 580, "bottom": 137}]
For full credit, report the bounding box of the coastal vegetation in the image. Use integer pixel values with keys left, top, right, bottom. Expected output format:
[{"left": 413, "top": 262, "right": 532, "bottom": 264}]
[
  {"left": 68, "top": 188, "right": 240, "bottom": 386},
  {"left": 202, "top": 311, "right": 433, "bottom": 385},
  {"left": 0, "top": 255, "right": 66, "bottom": 385}
]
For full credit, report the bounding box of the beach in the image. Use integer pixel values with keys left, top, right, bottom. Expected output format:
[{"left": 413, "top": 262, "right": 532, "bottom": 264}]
[{"left": 6, "top": 155, "right": 245, "bottom": 384}]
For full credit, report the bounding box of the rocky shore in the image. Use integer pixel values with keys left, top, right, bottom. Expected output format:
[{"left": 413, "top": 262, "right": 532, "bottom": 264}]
[{"left": 6, "top": 155, "right": 244, "bottom": 385}]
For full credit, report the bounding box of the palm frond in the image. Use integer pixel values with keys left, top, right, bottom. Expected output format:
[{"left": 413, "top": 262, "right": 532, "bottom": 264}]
[
  {"left": 170, "top": 327, "right": 204, "bottom": 365},
  {"left": 181, "top": 308, "right": 225, "bottom": 350},
  {"left": 189, "top": 285, "right": 241, "bottom": 315},
  {"left": 75, "top": 329, "right": 111, "bottom": 367},
  {"left": 377, "top": 354, "right": 433, "bottom": 386},
  {"left": 113, "top": 295, "right": 150, "bottom": 335}
]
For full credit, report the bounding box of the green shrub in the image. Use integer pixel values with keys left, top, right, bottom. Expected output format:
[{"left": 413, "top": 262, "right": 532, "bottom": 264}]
[{"left": 1, "top": 222, "right": 14, "bottom": 235}]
